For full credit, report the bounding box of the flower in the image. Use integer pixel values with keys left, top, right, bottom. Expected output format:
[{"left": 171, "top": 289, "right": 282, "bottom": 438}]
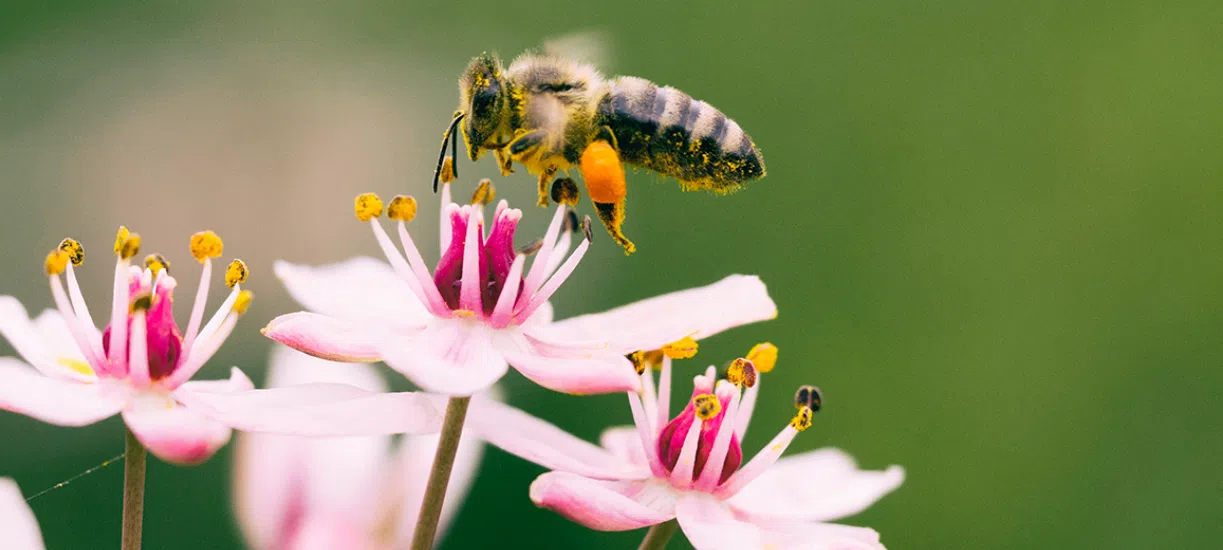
[
  {"left": 0, "top": 228, "right": 256, "bottom": 464},
  {"left": 0, "top": 478, "right": 45, "bottom": 550},
  {"left": 233, "top": 346, "right": 483, "bottom": 550},
  {"left": 262, "top": 179, "right": 778, "bottom": 397},
  {"left": 468, "top": 344, "right": 905, "bottom": 550}
]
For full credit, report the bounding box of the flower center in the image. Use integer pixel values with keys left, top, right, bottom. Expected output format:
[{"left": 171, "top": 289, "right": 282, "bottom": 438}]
[
  {"left": 656, "top": 390, "right": 744, "bottom": 485},
  {"left": 433, "top": 203, "right": 523, "bottom": 317},
  {"left": 102, "top": 267, "right": 183, "bottom": 381}
]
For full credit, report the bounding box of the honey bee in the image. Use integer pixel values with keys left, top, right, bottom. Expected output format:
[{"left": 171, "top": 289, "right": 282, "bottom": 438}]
[{"left": 433, "top": 45, "right": 765, "bottom": 254}]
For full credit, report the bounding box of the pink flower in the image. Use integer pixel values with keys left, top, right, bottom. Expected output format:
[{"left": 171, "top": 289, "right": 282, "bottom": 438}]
[
  {"left": 469, "top": 346, "right": 905, "bottom": 550},
  {"left": 233, "top": 346, "right": 483, "bottom": 550},
  {"left": 0, "top": 478, "right": 45, "bottom": 550},
  {"left": 263, "top": 183, "right": 778, "bottom": 397},
  {"left": 0, "top": 228, "right": 256, "bottom": 465}
]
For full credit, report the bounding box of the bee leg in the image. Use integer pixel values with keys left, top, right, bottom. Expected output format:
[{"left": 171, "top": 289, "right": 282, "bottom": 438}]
[
  {"left": 537, "top": 167, "right": 558, "bottom": 208},
  {"left": 493, "top": 148, "right": 514, "bottom": 176},
  {"left": 593, "top": 200, "right": 635, "bottom": 255}
]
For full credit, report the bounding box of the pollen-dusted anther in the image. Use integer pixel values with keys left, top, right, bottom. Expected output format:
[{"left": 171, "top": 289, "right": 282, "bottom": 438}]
[
  {"left": 439, "top": 157, "right": 456, "bottom": 185},
  {"left": 550, "top": 177, "right": 581, "bottom": 206},
  {"left": 225, "top": 259, "right": 249, "bottom": 288},
  {"left": 627, "top": 351, "right": 648, "bottom": 374},
  {"left": 131, "top": 293, "right": 153, "bottom": 312},
  {"left": 354, "top": 193, "right": 385, "bottom": 222},
  {"left": 727, "top": 358, "right": 758, "bottom": 388},
  {"left": 58, "top": 238, "right": 84, "bottom": 266},
  {"left": 144, "top": 254, "right": 171, "bottom": 275},
  {"left": 471, "top": 178, "right": 496, "bottom": 205},
  {"left": 114, "top": 227, "right": 141, "bottom": 260},
  {"left": 790, "top": 406, "right": 814, "bottom": 432},
  {"left": 518, "top": 238, "right": 544, "bottom": 256},
  {"left": 581, "top": 216, "right": 594, "bottom": 242},
  {"left": 44, "top": 249, "right": 70, "bottom": 276},
  {"left": 189, "top": 230, "right": 224, "bottom": 262},
  {"left": 693, "top": 393, "right": 722, "bottom": 421},
  {"left": 746, "top": 342, "right": 778, "bottom": 373},
  {"left": 232, "top": 290, "right": 254, "bottom": 315},
  {"left": 562, "top": 209, "right": 580, "bottom": 233},
  {"left": 662, "top": 336, "right": 698, "bottom": 360},
  {"left": 794, "top": 385, "right": 823, "bottom": 413},
  {"left": 387, "top": 195, "right": 418, "bottom": 222}
]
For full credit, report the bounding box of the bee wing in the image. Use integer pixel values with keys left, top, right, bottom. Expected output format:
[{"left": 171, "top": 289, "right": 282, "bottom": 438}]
[{"left": 542, "top": 30, "right": 614, "bottom": 70}]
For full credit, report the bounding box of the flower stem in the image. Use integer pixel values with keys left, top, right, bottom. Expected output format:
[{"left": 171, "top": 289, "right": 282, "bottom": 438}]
[
  {"left": 121, "top": 427, "right": 146, "bottom": 550},
  {"left": 410, "top": 396, "right": 471, "bottom": 550},
  {"left": 638, "top": 519, "right": 680, "bottom": 550}
]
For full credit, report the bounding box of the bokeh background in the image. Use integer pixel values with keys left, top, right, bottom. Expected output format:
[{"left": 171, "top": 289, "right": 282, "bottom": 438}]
[{"left": 2, "top": 1, "right": 1221, "bottom": 548}]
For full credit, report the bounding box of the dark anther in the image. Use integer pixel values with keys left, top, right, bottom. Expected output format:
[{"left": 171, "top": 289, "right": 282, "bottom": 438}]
[{"left": 794, "top": 385, "right": 823, "bottom": 413}]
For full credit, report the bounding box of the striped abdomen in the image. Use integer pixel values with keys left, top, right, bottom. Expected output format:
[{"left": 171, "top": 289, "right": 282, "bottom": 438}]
[{"left": 594, "top": 76, "right": 765, "bottom": 192}]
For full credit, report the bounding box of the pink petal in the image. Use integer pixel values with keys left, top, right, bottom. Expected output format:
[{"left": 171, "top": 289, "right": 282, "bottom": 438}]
[
  {"left": 501, "top": 344, "right": 640, "bottom": 395},
  {"left": 262, "top": 312, "right": 385, "bottom": 363},
  {"left": 0, "top": 478, "right": 46, "bottom": 550},
  {"left": 274, "top": 258, "right": 430, "bottom": 325},
  {"left": 376, "top": 320, "right": 508, "bottom": 397},
  {"left": 599, "top": 426, "right": 650, "bottom": 469},
  {"left": 286, "top": 520, "right": 373, "bottom": 550},
  {"left": 675, "top": 493, "right": 764, "bottom": 550},
  {"left": 178, "top": 381, "right": 446, "bottom": 437},
  {"left": 389, "top": 427, "right": 486, "bottom": 546},
  {"left": 756, "top": 521, "right": 886, "bottom": 550},
  {"left": 467, "top": 398, "right": 648, "bottom": 480},
  {"left": 727, "top": 448, "right": 904, "bottom": 523},
  {"left": 123, "top": 399, "right": 233, "bottom": 465},
  {"left": 0, "top": 358, "right": 123, "bottom": 426},
  {"left": 530, "top": 471, "right": 677, "bottom": 531},
  {"left": 545, "top": 275, "right": 777, "bottom": 353},
  {"left": 0, "top": 298, "right": 88, "bottom": 380}
]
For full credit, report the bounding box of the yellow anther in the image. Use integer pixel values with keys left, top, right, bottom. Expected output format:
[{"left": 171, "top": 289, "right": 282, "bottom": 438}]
[
  {"left": 550, "top": 177, "right": 580, "bottom": 206},
  {"left": 354, "top": 193, "right": 384, "bottom": 222},
  {"left": 727, "top": 358, "right": 758, "bottom": 388},
  {"left": 388, "top": 195, "right": 418, "bottom": 222},
  {"left": 693, "top": 393, "right": 722, "bottom": 421},
  {"left": 790, "top": 406, "right": 813, "bottom": 431},
  {"left": 746, "top": 342, "right": 778, "bottom": 373},
  {"left": 58, "top": 239, "right": 84, "bottom": 266},
  {"left": 628, "top": 351, "right": 648, "bottom": 374},
  {"left": 232, "top": 290, "right": 254, "bottom": 315},
  {"left": 453, "top": 309, "right": 476, "bottom": 318},
  {"left": 471, "top": 178, "right": 496, "bottom": 205},
  {"left": 45, "top": 249, "right": 70, "bottom": 276},
  {"left": 114, "top": 227, "right": 141, "bottom": 260},
  {"left": 57, "top": 357, "right": 95, "bottom": 377},
  {"left": 144, "top": 254, "right": 170, "bottom": 275},
  {"left": 225, "top": 259, "right": 249, "bottom": 288},
  {"left": 440, "top": 157, "right": 456, "bottom": 185},
  {"left": 189, "top": 231, "right": 224, "bottom": 262},
  {"left": 662, "top": 336, "right": 698, "bottom": 360},
  {"left": 794, "top": 385, "right": 823, "bottom": 413}
]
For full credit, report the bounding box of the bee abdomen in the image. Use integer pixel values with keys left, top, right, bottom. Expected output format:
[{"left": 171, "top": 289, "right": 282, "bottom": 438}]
[{"left": 595, "top": 76, "right": 765, "bottom": 192}]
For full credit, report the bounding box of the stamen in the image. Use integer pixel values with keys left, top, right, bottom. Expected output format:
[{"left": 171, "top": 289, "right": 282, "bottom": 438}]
[
  {"left": 696, "top": 383, "right": 743, "bottom": 490},
  {"left": 232, "top": 290, "right": 254, "bottom": 315},
  {"left": 224, "top": 259, "right": 249, "bottom": 288},
  {"left": 131, "top": 293, "right": 153, "bottom": 312},
  {"left": 58, "top": 239, "right": 84, "bottom": 266},
  {"left": 471, "top": 178, "right": 495, "bottom": 205},
  {"left": 513, "top": 237, "right": 589, "bottom": 323},
  {"left": 458, "top": 206, "right": 484, "bottom": 313},
  {"left": 582, "top": 216, "right": 594, "bottom": 242},
  {"left": 354, "top": 193, "right": 384, "bottom": 222},
  {"left": 662, "top": 336, "right": 698, "bottom": 360},
  {"left": 693, "top": 393, "right": 721, "bottom": 420},
  {"left": 114, "top": 227, "right": 141, "bottom": 260},
  {"left": 127, "top": 311, "right": 151, "bottom": 388},
  {"left": 550, "top": 177, "right": 580, "bottom": 206},
  {"left": 440, "top": 157, "right": 455, "bottom": 184},
  {"left": 656, "top": 355, "right": 672, "bottom": 437},
  {"left": 517, "top": 238, "right": 543, "bottom": 256},
  {"left": 520, "top": 204, "right": 569, "bottom": 298},
  {"left": 144, "top": 254, "right": 170, "bottom": 275},
  {"left": 45, "top": 250, "right": 70, "bottom": 276},
  {"left": 489, "top": 254, "right": 526, "bottom": 328},
  {"left": 387, "top": 195, "right": 418, "bottom": 222},
  {"left": 395, "top": 221, "right": 451, "bottom": 317},
  {"left": 627, "top": 391, "right": 667, "bottom": 477},
  {"left": 746, "top": 342, "right": 778, "bottom": 373},
  {"left": 628, "top": 351, "right": 648, "bottom": 374},
  {"left": 794, "top": 385, "right": 823, "bottom": 413},
  {"left": 668, "top": 407, "right": 705, "bottom": 488},
  {"left": 189, "top": 231, "right": 224, "bottom": 263},
  {"left": 790, "top": 406, "right": 814, "bottom": 431},
  {"left": 726, "top": 358, "right": 758, "bottom": 388}
]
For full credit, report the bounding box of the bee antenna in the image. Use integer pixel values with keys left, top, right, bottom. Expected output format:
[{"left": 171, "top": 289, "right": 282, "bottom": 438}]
[{"left": 433, "top": 113, "right": 467, "bottom": 193}]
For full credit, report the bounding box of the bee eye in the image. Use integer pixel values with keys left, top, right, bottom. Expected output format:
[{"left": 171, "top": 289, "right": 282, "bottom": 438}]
[{"left": 471, "top": 77, "right": 502, "bottom": 117}]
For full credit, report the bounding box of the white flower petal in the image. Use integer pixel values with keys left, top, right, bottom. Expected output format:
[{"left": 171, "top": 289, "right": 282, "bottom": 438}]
[
  {"left": 0, "top": 478, "right": 47, "bottom": 550},
  {"left": 675, "top": 493, "right": 764, "bottom": 550},
  {"left": 122, "top": 399, "right": 233, "bottom": 465},
  {"left": 728, "top": 448, "right": 904, "bottom": 523},
  {"left": 599, "top": 426, "right": 650, "bottom": 469},
  {"left": 274, "top": 258, "right": 430, "bottom": 325},
  {"left": 377, "top": 321, "right": 509, "bottom": 397},
  {"left": 0, "top": 358, "right": 122, "bottom": 426},
  {"left": 530, "top": 472, "right": 677, "bottom": 532}
]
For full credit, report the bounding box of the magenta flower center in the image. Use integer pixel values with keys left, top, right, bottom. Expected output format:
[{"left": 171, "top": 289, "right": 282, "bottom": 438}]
[
  {"left": 434, "top": 207, "right": 523, "bottom": 317},
  {"left": 102, "top": 275, "right": 183, "bottom": 380},
  {"left": 656, "top": 391, "right": 744, "bottom": 484}
]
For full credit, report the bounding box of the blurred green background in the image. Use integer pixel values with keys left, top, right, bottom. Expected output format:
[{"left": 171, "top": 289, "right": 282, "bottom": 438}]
[{"left": 2, "top": 0, "right": 1221, "bottom": 548}]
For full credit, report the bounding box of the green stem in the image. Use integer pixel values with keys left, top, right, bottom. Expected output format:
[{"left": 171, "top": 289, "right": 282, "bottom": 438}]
[
  {"left": 638, "top": 519, "right": 680, "bottom": 550},
  {"left": 121, "top": 428, "right": 146, "bottom": 550},
  {"left": 409, "top": 396, "right": 472, "bottom": 550}
]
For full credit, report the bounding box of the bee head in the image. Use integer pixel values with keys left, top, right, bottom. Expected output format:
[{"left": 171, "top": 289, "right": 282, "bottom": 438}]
[{"left": 459, "top": 52, "right": 510, "bottom": 161}]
